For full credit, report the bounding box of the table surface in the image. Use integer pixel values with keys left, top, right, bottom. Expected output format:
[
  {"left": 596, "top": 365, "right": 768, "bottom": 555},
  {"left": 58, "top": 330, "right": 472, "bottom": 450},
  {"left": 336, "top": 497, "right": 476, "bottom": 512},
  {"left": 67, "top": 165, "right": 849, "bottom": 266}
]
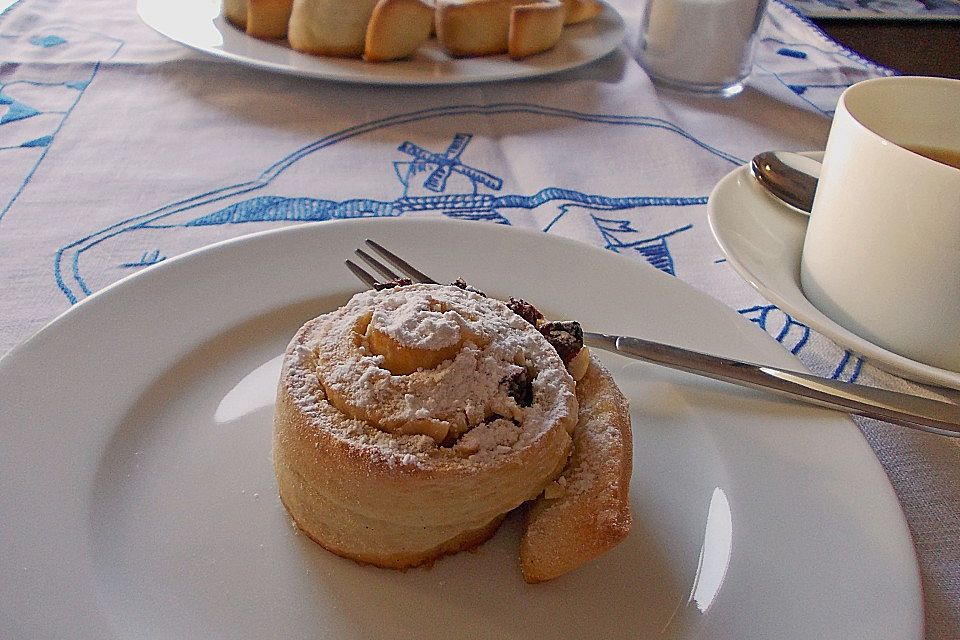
[
  {"left": 0, "top": 0, "right": 957, "bottom": 638},
  {"left": 815, "top": 19, "right": 960, "bottom": 78}
]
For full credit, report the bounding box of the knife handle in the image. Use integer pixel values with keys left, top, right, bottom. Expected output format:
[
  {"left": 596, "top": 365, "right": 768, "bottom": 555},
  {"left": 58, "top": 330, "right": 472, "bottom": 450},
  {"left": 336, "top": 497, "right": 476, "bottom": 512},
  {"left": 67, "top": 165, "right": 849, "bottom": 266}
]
[{"left": 583, "top": 332, "right": 960, "bottom": 437}]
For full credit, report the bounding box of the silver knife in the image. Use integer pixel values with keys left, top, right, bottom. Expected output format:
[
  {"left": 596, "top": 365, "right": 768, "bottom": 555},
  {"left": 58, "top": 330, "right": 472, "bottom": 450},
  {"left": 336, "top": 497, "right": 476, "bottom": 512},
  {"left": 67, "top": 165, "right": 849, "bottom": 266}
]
[{"left": 583, "top": 331, "right": 960, "bottom": 437}]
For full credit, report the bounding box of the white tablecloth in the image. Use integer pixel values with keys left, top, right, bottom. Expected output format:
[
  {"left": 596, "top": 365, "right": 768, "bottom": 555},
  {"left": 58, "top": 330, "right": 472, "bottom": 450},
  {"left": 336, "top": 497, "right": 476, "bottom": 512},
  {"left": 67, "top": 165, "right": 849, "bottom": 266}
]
[{"left": 1, "top": 0, "right": 957, "bottom": 636}]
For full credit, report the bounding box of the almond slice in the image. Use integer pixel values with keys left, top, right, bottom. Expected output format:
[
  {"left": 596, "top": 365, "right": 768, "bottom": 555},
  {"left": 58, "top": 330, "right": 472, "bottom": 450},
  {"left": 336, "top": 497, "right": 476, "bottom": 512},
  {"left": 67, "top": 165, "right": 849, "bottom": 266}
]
[
  {"left": 364, "top": 0, "right": 434, "bottom": 62},
  {"left": 246, "top": 0, "right": 294, "bottom": 38},
  {"left": 508, "top": 1, "right": 565, "bottom": 59},
  {"left": 520, "top": 357, "right": 633, "bottom": 583}
]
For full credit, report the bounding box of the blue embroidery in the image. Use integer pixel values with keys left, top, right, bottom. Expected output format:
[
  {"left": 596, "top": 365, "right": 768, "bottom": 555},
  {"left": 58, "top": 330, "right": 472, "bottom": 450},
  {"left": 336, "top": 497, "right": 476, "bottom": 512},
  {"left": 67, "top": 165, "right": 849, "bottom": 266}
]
[
  {"left": 755, "top": 33, "right": 893, "bottom": 116},
  {"left": 185, "top": 196, "right": 336, "bottom": 225},
  {"left": 20, "top": 135, "right": 52, "bottom": 147},
  {"left": 397, "top": 134, "right": 502, "bottom": 193},
  {"left": 120, "top": 249, "right": 166, "bottom": 269},
  {"left": 1, "top": 68, "right": 104, "bottom": 221},
  {"left": 595, "top": 217, "right": 695, "bottom": 276},
  {"left": 0, "top": 0, "right": 25, "bottom": 20},
  {"left": 739, "top": 304, "right": 811, "bottom": 355},
  {"left": 184, "top": 190, "right": 710, "bottom": 229},
  {"left": 776, "top": 47, "right": 808, "bottom": 59},
  {"left": 54, "top": 104, "right": 745, "bottom": 303},
  {"left": 0, "top": 94, "right": 40, "bottom": 124},
  {"left": 29, "top": 34, "right": 67, "bottom": 48},
  {"left": 830, "top": 351, "right": 864, "bottom": 382},
  {"left": 0, "top": 18, "right": 124, "bottom": 222},
  {"left": 444, "top": 210, "right": 511, "bottom": 224},
  {"left": 768, "top": 0, "right": 897, "bottom": 75}
]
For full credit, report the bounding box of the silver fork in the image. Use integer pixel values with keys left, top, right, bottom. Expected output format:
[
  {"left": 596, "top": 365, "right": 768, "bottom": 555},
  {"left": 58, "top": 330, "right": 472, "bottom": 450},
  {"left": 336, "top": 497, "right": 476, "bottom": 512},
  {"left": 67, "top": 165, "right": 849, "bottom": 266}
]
[{"left": 347, "top": 239, "right": 960, "bottom": 437}]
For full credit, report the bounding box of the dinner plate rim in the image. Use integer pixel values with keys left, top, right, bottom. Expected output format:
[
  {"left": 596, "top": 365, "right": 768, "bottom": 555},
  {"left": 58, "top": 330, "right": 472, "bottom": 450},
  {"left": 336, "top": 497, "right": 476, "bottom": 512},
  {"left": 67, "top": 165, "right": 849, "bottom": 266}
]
[
  {"left": 135, "top": 0, "right": 626, "bottom": 86},
  {"left": 0, "top": 218, "right": 923, "bottom": 639},
  {"left": 708, "top": 151, "right": 960, "bottom": 390}
]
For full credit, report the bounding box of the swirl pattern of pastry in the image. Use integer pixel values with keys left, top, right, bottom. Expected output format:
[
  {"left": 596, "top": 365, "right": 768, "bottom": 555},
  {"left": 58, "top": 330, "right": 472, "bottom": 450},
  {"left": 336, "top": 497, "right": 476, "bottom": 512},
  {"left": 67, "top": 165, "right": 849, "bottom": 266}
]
[{"left": 273, "top": 284, "right": 580, "bottom": 570}]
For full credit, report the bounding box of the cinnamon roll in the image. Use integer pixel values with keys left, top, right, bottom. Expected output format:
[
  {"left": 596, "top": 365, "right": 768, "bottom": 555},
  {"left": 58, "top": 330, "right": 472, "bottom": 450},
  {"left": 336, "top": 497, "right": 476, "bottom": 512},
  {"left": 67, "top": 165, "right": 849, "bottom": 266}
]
[{"left": 273, "top": 283, "right": 631, "bottom": 580}]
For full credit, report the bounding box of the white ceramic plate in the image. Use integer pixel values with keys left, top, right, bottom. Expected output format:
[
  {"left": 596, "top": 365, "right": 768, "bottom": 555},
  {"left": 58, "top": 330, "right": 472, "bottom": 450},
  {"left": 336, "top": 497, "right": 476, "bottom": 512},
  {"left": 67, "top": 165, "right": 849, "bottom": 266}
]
[
  {"left": 137, "top": 0, "right": 625, "bottom": 85},
  {"left": 708, "top": 152, "right": 960, "bottom": 390},
  {"left": 0, "top": 219, "right": 920, "bottom": 639}
]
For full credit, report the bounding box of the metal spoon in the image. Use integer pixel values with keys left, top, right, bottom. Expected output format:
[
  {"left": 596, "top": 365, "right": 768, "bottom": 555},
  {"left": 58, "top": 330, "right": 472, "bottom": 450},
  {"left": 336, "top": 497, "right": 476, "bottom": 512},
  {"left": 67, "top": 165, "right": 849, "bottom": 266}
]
[{"left": 750, "top": 151, "right": 822, "bottom": 214}]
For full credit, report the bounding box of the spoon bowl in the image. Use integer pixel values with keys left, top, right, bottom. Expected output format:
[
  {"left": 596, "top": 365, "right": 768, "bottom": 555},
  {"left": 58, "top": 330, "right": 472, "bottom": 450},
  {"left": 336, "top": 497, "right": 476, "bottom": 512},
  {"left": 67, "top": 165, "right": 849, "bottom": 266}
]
[{"left": 750, "top": 151, "right": 821, "bottom": 214}]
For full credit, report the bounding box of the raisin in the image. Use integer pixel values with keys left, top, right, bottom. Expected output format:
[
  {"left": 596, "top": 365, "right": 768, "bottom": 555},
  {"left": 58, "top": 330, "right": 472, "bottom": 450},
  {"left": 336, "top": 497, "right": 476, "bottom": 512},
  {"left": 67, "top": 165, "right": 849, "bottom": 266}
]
[
  {"left": 373, "top": 277, "right": 413, "bottom": 291},
  {"left": 451, "top": 278, "right": 486, "bottom": 297},
  {"left": 540, "top": 321, "right": 583, "bottom": 365},
  {"left": 502, "top": 369, "right": 533, "bottom": 407},
  {"left": 506, "top": 297, "right": 543, "bottom": 326}
]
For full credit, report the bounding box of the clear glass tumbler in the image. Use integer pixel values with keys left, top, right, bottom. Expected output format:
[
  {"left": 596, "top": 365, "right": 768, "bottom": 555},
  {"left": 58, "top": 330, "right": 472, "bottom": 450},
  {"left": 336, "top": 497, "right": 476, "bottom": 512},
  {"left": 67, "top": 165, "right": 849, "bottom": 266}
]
[{"left": 637, "top": 0, "right": 769, "bottom": 97}]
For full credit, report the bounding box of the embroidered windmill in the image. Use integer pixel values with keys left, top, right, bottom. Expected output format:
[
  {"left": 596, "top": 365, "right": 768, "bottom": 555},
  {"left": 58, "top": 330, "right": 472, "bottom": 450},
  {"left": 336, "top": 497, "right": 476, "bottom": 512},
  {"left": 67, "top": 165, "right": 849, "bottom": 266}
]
[{"left": 396, "top": 133, "right": 503, "bottom": 196}]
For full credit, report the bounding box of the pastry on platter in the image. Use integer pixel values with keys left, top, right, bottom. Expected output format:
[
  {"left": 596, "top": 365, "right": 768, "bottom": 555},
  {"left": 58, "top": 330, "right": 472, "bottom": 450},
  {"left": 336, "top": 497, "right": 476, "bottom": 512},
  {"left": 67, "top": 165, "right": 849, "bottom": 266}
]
[
  {"left": 273, "top": 282, "right": 631, "bottom": 581},
  {"left": 223, "top": 0, "right": 294, "bottom": 39},
  {"left": 435, "top": 0, "right": 566, "bottom": 59},
  {"left": 508, "top": 1, "right": 566, "bottom": 60},
  {"left": 287, "top": 0, "right": 381, "bottom": 57},
  {"left": 521, "top": 357, "right": 632, "bottom": 582},
  {"left": 363, "top": 0, "right": 435, "bottom": 62},
  {"left": 561, "top": 0, "right": 602, "bottom": 24},
  {"left": 223, "top": 0, "right": 248, "bottom": 30},
  {"left": 224, "top": 0, "right": 604, "bottom": 61}
]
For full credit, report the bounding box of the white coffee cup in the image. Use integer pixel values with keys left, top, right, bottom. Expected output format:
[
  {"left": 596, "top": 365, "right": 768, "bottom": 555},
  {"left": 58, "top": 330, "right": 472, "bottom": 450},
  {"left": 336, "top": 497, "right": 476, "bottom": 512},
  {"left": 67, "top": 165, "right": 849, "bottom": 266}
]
[{"left": 800, "top": 76, "right": 960, "bottom": 373}]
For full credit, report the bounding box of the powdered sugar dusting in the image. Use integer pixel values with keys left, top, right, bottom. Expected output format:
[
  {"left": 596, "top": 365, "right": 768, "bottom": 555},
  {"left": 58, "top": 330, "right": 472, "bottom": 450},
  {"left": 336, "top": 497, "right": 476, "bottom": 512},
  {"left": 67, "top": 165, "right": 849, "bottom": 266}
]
[
  {"left": 557, "top": 367, "right": 626, "bottom": 496},
  {"left": 284, "top": 284, "right": 578, "bottom": 468},
  {"left": 370, "top": 294, "right": 463, "bottom": 350}
]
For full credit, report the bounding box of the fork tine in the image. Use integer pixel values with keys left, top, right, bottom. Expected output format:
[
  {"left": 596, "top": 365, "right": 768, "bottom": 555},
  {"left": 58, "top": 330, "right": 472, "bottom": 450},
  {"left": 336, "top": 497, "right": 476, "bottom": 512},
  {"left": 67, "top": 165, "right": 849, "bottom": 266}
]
[
  {"left": 364, "top": 239, "right": 438, "bottom": 284},
  {"left": 345, "top": 259, "right": 379, "bottom": 289},
  {"left": 354, "top": 248, "right": 401, "bottom": 281}
]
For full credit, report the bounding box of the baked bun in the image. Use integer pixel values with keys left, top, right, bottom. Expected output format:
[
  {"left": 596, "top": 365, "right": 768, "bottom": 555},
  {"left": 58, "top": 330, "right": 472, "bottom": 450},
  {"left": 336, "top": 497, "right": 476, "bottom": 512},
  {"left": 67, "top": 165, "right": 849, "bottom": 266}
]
[
  {"left": 226, "top": 0, "right": 601, "bottom": 60},
  {"left": 562, "top": 0, "right": 601, "bottom": 24},
  {"left": 364, "top": 0, "right": 435, "bottom": 61},
  {"left": 288, "top": 0, "right": 380, "bottom": 57},
  {"left": 223, "top": 0, "right": 249, "bottom": 29},
  {"left": 508, "top": 1, "right": 566, "bottom": 59},
  {"left": 247, "top": 0, "right": 295, "bottom": 38},
  {"left": 436, "top": 0, "right": 565, "bottom": 58},
  {"left": 521, "top": 357, "right": 632, "bottom": 582},
  {"left": 273, "top": 284, "right": 578, "bottom": 569},
  {"left": 223, "top": 0, "right": 294, "bottom": 39}
]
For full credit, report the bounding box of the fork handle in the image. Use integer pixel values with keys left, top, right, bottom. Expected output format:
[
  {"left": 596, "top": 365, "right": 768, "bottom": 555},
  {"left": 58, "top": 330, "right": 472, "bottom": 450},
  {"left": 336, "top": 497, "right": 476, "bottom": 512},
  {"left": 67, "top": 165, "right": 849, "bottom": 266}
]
[{"left": 583, "top": 332, "right": 960, "bottom": 437}]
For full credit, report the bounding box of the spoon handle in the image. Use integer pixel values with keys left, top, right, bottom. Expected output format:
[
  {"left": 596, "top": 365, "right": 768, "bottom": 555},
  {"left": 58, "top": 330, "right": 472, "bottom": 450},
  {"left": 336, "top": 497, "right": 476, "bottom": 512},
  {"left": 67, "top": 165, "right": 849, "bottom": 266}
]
[{"left": 584, "top": 331, "right": 960, "bottom": 437}]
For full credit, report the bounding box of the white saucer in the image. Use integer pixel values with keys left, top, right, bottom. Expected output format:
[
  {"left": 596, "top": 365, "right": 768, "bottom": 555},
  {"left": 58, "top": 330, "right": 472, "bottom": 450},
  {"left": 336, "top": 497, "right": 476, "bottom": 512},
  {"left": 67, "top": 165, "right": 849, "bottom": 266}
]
[{"left": 708, "top": 152, "right": 960, "bottom": 390}]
